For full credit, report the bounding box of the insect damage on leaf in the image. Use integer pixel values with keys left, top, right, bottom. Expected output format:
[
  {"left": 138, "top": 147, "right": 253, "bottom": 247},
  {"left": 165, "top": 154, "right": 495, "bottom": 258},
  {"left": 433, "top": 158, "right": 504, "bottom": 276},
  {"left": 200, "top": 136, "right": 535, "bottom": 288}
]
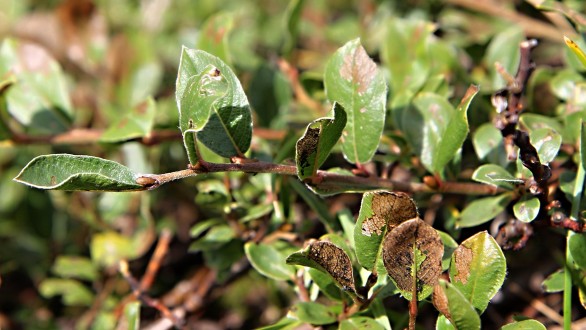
[
  {"left": 339, "top": 44, "right": 377, "bottom": 95},
  {"left": 362, "top": 192, "right": 418, "bottom": 236},
  {"left": 296, "top": 127, "right": 320, "bottom": 177},
  {"left": 308, "top": 241, "right": 356, "bottom": 292},
  {"left": 382, "top": 218, "right": 443, "bottom": 299}
]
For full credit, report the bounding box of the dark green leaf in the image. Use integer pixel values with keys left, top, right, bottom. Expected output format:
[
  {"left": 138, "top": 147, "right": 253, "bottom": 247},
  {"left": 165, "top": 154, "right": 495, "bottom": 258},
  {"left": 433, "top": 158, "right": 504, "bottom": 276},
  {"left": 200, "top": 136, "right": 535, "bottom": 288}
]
[
  {"left": 100, "top": 98, "right": 157, "bottom": 143},
  {"left": 282, "top": 0, "right": 305, "bottom": 55},
  {"left": 472, "top": 164, "right": 523, "bottom": 190},
  {"left": 39, "top": 278, "right": 94, "bottom": 306},
  {"left": 289, "top": 301, "right": 339, "bottom": 325},
  {"left": 513, "top": 197, "right": 540, "bottom": 223},
  {"left": 457, "top": 194, "right": 513, "bottom": 228},
  {"left": 52, "top": 256, "right": 98, "bottom": 281},
  {"left": 569, "top": 233, "right": 586, "bottom": 269},
  {"left": 189, "top": 225, "right": 235, "bottom": 253},
  {"left": 14, "top": 154, "right": 142, "bottom": 191},
  {"left": 449, "top": 231, "right": 506, "bottom": 312},
  {"left": 245, "top": 242, "right": 296, "bottom": 281},
  {"left": 324, "top": 38, "right": 387, "bottom": 164},
  {"left": 296, "top": 103, "right": 346, "bottom": 180},
  {"left": 432, "top": 279, "right": 481, "bottom": 329},
  {"left": 500, "top": 319, "right": 546, "bottom": 330},
  {"left": 176, "top": 47, "right": 252, "bottom": 161},
  {"left": 382, "top": 218, "right": 443, "bottom": 301}
]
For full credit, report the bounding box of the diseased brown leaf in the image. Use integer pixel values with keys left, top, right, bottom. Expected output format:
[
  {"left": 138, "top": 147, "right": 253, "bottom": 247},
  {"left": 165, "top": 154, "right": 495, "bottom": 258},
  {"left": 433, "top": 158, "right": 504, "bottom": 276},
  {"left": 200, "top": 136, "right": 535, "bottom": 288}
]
[
  {"left": 452, "top": 245, "right": 473, "bottom": 284},
  {"left": 382, "top": 218, "right": 443, "bottom": 300},
  {"left": 308, "top": 241, "right": 356, "bottom": 292},
  {"left": 339, "top": 44, "right": 377, "bottom": 95},
  {"left": 361, "top": 192, "right": 418, "bottom": 237}
]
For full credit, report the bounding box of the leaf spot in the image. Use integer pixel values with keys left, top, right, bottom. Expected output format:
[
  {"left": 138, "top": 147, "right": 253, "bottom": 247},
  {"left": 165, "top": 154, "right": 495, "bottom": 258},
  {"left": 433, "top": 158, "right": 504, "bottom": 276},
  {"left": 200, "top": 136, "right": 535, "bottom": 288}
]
[{"left": 339, "top": 44, "right": 377, "bottom": 95}]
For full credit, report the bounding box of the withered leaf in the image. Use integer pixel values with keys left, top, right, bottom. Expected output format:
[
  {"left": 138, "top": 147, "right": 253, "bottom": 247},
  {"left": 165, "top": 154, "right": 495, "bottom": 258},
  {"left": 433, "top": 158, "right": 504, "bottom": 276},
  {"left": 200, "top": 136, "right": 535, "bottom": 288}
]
[
  {"left": 361, "top": 191, "right": 418, "bottom": 237},
  {"left": 382, "top": 218, "right": 443, "bottom": 301},
  {"left": 308, "top": 241, "right": 356, "bottom": 293}
]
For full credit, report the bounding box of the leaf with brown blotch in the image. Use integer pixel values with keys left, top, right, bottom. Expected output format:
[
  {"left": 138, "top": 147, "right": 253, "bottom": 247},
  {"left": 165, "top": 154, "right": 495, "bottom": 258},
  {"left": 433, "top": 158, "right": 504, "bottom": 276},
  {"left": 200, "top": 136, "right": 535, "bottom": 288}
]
[
  {"left": 361, "top": 191, "right": 418, "bottom": 237},
  {"left": 382, "top": 218, "right": 443, "bottom": 301}
]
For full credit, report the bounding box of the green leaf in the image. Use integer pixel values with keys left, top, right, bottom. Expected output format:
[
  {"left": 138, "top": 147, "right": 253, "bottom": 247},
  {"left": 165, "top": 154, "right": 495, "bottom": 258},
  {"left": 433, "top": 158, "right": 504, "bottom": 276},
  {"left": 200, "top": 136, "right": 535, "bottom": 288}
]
[
  {"left": 176, "top": 47, "right": 252, "bottom": 162},
  {"left": 91, "top": 231, "right": 137, "bottom": 267},
  {"left": 122, "top": 301, "right": 140, "bottom": 330},
  {"left": 530, "top": 127, "right": 562, "bottom": 164},
  {"left": 432, "top": 279, "right": 481, "bottom": 330},
  {"left": 473, "top": 123, "right": 505, "bottom": 161},
  {"left": 289, "top": 301, "right": 339, "bottom": 325},
  {"left": 564, "top": 36, "right": 586, "bottom": 69},
  {"left": 485, "top": 25, "right": 524, "bottom": 91},
  {"left": 339, "top": 317, "right": 385, "bottom": 330},
  {"left": 0, "top": 38, "right": 72, "bottom": 134},
  {"left": 542, "top": 269, "right": 565, "bottom": 293},
  {"left": 449, "top": 231, "right": 506, "bottom": 313},
  {"left": 569, "top": 233, "right": 586, "bottom": 269},
  {"left": 501, "top": 319, "right": 546, "bottom": 330},
  {"left": 308, "top": 267, "right": 343, "bottom": 300},
  {"left": 435, "top": 315, "right": 455, "bottom": 330},
  {"left": 457, "top": 194, "right": 513, "bottom": 228},
  {"left": 189, "top": 225, "right": 235, "bottom": 253},
  {"left": 197, "top": 12, "right": 234, "bottom": 65},
  {"left": 382, "top": 218, "right": 443, "bottom": 301},
  {"left": 39, "top": 278, "right": 94, "bottom": 306},
  {"left": 513, "top": 197, "right": 540, "bottom": 223},
  {"left": 438, "top": 231, "right": 459, "bottom": 271},
  {"left": 100, "top": 98, "right": 157, "bottom": 143},
  {"left": 288, "top": 178, "right": 337, "bottom": 230},
  {"left": 324, "top": 38, "right": 387, "bottom": 164},
  {"left": 244, "top": 242, "right": 296, "bottom": 281},
  {"left": 354, "top": 191, "right": 418, "bottom": 271},
  {"left": 472, "top": 164, "right": 523, "bottom": 190},
  {"left": 52, "top": 256, "right": 98, "bottom": 281},
  {"left": 282, "top": 0, "right": 305, "bottom": 56},
  {"left": 296, "top": 103, "right": 347, "bottom": 180},
  {"left": 257, "top": 317, "right": 302, "bottom": 330},
  {"left": 432, "top": 85, "right": 479, "bottom": 173},
  {"left": 286, "top": 240, "right": 357, "bottom": 295},
  {"left": 519, "top": 113, "right": 563, "bottom": 135},
  {"left": 14, "top": 154, "right": 142, "bottom": 191}
]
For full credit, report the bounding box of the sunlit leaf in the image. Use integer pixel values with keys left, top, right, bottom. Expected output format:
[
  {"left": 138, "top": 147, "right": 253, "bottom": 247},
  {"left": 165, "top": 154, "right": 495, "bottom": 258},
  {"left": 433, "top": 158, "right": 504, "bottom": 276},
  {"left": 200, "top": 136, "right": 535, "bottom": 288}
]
[
  {"left": 501, "top": 319, "right": 546, "bottom": 330},
  {"left": 245, "top": 242, "right": 296, "bottom": 281},
  {"left": 288, "top": 301, "right": 340, "bottom": 325},
  {"left": 432, "top": 279, "right": 481, "bottom": 329},
  {"left": 100, "top": 97, "right": 157, "bottom": 143},
  {"left": 39, "top": 278, "right": 94, "bottom": 306},
  {"left": 472, "top": 164, "right": 522, "bottom": 190},
  {"left": 457, "top": 194, "right": 513, "bottom": 228},
  {"left": 513, "top": 197, "right": 540, "bottom": 223}
]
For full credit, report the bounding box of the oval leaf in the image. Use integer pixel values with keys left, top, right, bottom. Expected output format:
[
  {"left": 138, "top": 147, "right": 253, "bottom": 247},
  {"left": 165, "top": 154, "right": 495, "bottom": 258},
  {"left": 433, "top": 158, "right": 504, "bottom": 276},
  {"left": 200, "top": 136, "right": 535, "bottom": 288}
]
[
  {"left": 176, "top": 47, "right": 252, "bottom": 160},
  {"left": 100, "top": 98, "right": 157, "bottom": 143},
  {"left": 245, "top": 242, "right": 296, "bottom": 281},
  {"left": 339, "top": 317, "right": 385, "bottom": 330},
  {"left": 569, "top": 233, "right": 586, "bottom": 269},
  {"left": 324, "top": 38, "right": 387, "bottom": 164},
  {"left": 296, "top": 103, "right": 347, "bottom": 180},
  {"left": 513, "top": 197, "right": 540, "bottom": 223},
  {"left": 449, "top": 231, "right": 506, "bottom": 312},
  {"left": 14, "top": 154, "right": 142, "bottom": 191},
  {"left": 52, "top": 256, "right": 98, "bottom": 281},
  {"left": 39, "top": 278, "right": 94, "bottom": 306},
  {"left": 542, "top": 269, "right": 564, "bottom": 293},
  {"left": 472, "top": 123, "right": 503, "bottom": 160},
  {"left": 530, "top": 127, "right": 562, "bottom": 164},
  {"left": 432, "top": 279, "right": 481, "bottom": 330},
  {"left": 501, "top": 319, "right": 546, "bottom": 330},
  {"left": 354, "top": 191, "right": 418, "bottom": 271},
  {"left": 286, "top": 240, "right": 357, "bottom": 294},
  {"left": 382, "top": 218, "right": 443, "bottom": 301},
  {"left": 457, "top": 194, "right": 513, "bottom": 228},
  {"left": 472, "top": 164, "right": 523, "bottom": 190},
  {"left": 288, "top": 301, "right": 339, "bottom": 325}
]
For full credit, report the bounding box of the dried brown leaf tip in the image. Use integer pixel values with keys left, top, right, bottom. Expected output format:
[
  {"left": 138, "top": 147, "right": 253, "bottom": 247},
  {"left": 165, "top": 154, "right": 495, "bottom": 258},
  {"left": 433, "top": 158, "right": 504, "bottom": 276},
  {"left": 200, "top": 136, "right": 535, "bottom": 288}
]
[
  {"left": 296, "top": 127, "right": 320, "bottom": 174},
  {"left": 382, "top": 219, "right": 443, "bottom": 298},
  {"left": 308, "top": 241, "right": 356, "bottom": 292},
  {"left": 362, "top": 192, "right": 418, "bottom": 237}
]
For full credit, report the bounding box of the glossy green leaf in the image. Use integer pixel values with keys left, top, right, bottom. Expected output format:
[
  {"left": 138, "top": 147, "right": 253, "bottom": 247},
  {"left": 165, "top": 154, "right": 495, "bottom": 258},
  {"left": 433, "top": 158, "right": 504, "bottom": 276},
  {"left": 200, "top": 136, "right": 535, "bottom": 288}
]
[
  {"left": 324, "top": 38, "right": 387, "bottom": 164},
  {"left": 354, "top": 191, "right": 418, "bottom": 271},
  {"left": 0, "top": 38, "right": 72, "bottom": 134},
  {"left": 289, "top": 301, "right": 339, "bottom": 325},
  {"left": 457, "top": 194, "right": 513, "bottom": 228},
  {"left": 473, "top": 123, "right": 504, "bottom": 160},
  {"left": 485, "top": 25, "right": 524, "bottom": 91},
  {"left": 564, "top": 36, "right": 586, "bottom": 69},
  {"left": 14, "top": 154, "right": 142, "bottom": 191},
  {"left": 286, "top": 240, "right": 357, "bottom": 295},
  {"left": 52, "top": 256, "right": 98, "bottom": 281},
  {"left": 257, "top": 317, "right": 302, "bottom": 330},
  {"left": 501, "top": 319, "right": 546, "bottom": 330},
  {"left": 197, "top": 12, "right": 234, "bottom": 65},
  {"left": 39, "top": 278, "right": 94, "bottom": 306},
  {"left": 382, "top": 219, "right": 443, "bottom": 301},
  {"left": 569, "top": 233, "right": 586, "bottom": 269},
  {"left": 513, "top": 197, "right": 540, "bottom": 223},
  {"left": 519, "top": 113, "right": 563, "bottom": 134},
  {"left": 176, "top": 47, "right": 252, "bottom": 162},
  {"left": 435, "top": 315, "right": 455, "bottom": 330},
  {"left": 91, "top": 231, "right": 137, "bottom": 267},
  {"left": 432, "top": 85, "right": 479, "bottom": 173},
  {"left": 438, "top": 231, "right": 459, "bottom": 271},
  {"left": 472, "top": 164, "right": 523, "bottom": 190},
  {"left": 530, "top": 127, "right": 562, "bottom": 164},
  {"left": 245, "top": 242, "right": 296, "bottom": 281},
  {"left": 339, "top": 317, "right": 385, "bottom": 330},
  {"left": 296, "top": 103, "right": 347, "bottom": 180},
  {"left": 449, "top": 231, "right": 506, "bottom": 312},
  {"left": 123, "top": 301, "right": 140, "bottom": 330},
  {"left": 432, "top": 279, "right": 481, "bottom": 330},
  {"left": 100, "top": 98, "right": 157, "bottom": 143},
  {"left": 542, "top": 269, "right": 564, "bottom": 293}
]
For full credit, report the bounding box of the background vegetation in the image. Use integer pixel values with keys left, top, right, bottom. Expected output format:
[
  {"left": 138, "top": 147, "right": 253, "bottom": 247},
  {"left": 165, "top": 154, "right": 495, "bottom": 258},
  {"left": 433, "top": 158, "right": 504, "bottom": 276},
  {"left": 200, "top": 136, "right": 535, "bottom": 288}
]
[{"left": 2, "top": 0, "right": 586, "bottom": 329}]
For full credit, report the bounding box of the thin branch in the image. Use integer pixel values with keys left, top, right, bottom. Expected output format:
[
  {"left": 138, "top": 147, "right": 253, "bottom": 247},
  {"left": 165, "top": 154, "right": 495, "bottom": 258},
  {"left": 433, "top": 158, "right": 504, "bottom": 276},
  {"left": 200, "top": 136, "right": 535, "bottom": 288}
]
[
  {"left": 5, "top": 129, "right": 182, "bottom": 146},
  {"left": 139, "top": 228, "right": 173, "bottom": 290}
]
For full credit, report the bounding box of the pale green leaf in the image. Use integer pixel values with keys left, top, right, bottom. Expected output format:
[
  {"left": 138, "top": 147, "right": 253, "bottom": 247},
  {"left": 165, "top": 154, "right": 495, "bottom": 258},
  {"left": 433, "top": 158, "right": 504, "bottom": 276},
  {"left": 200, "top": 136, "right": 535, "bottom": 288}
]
[
  {"left": 513, "top": 197, "right": 540, "bottom": 223},
  {"left": 39, "top": 278, "right": 94, "bottom": 306},
  {"left": 457, "top": 194, "right": 513, "bottom": 228},
  {"left": 100, "top": 97, "right": 157, "bottom": 143},
  {"left": 339, "top": 317, "right": 385, "bottom": 330},
  {"left": 542, "top": 269, "right": 564, "bottom": 293},
  {"left": 197, "top": 12, "right": 234, "bottom": 65},
  {"left": 123, "top": 301, "right": 140, "bottom": 330},
  {"left": 52, "top": 256, "right": 98, "bottom": 281},
  {"left": 289, "top": 302, "right": 340, "bottom": 325},
  {"left": 433, "top": 279, "right": 481, "bottom": 330},
  {"left": 530, "top": 127, "right": 562, "bottom": 164},
  {"left": 472, "top": 164, "right": 523, "bottom": 190},
  {"left": 245, "top": 242, "right": 296, "bottom": 281},
  {"left": 501, "top": 319, "right": 546, "bottom": 330}
]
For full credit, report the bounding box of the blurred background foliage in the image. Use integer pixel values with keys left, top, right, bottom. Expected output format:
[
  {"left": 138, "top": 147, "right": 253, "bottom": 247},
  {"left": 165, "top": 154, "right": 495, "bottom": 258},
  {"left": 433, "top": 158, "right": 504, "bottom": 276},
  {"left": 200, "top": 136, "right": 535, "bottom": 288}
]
[{"left": 1, "top": 0, "right": 586, "bottom": 329}]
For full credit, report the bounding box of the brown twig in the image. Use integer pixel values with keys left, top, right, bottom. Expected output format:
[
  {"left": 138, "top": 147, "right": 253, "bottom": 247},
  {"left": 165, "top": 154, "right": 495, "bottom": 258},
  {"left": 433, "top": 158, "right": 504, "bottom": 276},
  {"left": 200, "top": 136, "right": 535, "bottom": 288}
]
[
  {"left": 5, "top": 129, "right": 182, "bottom": 146},
  {"left": 139, "top": 228, "right": 173, "bottom": 290}
]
